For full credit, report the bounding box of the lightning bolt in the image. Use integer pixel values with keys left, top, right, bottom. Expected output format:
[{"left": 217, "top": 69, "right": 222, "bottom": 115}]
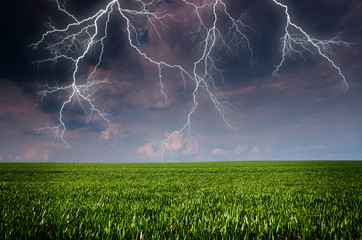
[
  {"left": 271, "top": 0, "right": 350, "bottom": 92},
  {"left": 31, "top": 0, "right": 349, "bottom": 159}
]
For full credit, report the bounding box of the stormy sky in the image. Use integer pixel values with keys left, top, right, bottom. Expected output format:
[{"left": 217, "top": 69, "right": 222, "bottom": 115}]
[{"left": 1, "top": 0, "right": 361, "bottom": 162}]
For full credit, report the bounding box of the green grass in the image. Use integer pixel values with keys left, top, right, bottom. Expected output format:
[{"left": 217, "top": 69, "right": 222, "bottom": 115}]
[{"left": 0, "top": 161, "right": 361, "bottom": 239}]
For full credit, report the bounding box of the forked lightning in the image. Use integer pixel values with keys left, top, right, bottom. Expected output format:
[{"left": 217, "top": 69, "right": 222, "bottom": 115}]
[{"left": 31, "top": 0, "right": 349, "bottom": 158}]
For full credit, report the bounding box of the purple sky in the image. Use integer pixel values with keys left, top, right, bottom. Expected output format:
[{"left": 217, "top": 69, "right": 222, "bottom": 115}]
[{"left": 0, "top": 0, "right": 361, "bottom": 162}]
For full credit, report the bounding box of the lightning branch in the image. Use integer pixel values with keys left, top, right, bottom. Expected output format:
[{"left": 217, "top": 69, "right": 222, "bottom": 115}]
[{"left": 31, "top": 0, "right": 349, "bottom": 159}]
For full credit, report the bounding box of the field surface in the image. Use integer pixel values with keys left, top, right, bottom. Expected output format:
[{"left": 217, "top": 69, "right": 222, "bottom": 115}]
[{"left": 0, "top": 161, "right": 361, "bottom": 239}]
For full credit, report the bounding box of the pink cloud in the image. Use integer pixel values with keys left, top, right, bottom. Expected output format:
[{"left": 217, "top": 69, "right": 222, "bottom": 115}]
[
  {"left": 100, "top": 123, "right": 122, "bottom": 141},
  {"left": 164, "top": 132, "right": 198, "bottom": 155},
  {"left": 137, "top": 143, "right": 161, "bottom": 158},
  {"left": 9, "top": 142, "right": 64, "bottom": 162},
  {"left": 182, "top": 137, "right": 198, "bottom": 155},
  {"left": 164, "top": 132, "right": 184, "bottom": 151},
  {"left": 235, "top": 144, "right": 248, "bottom": 155},
  {"left": 137, "top": 131, "right": 198, "bottom": 159},
  {"left": 212, "top": 148, "right": 226, "bottom": 155}
]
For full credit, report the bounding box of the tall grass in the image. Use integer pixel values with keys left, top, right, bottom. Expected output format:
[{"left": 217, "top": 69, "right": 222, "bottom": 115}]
[{"left": 0, "top": 161, "right": 361, "bottom": 239}]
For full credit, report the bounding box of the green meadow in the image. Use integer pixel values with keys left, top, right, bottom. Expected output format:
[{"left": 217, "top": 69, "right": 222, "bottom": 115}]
[{"left": 0, "top": 161, "right": 361, "bottom": 239}]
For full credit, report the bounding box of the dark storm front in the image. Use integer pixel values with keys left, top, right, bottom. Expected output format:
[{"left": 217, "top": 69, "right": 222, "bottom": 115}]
[{"left": 25, "top": 0, "right": 351, "bottom": 162}]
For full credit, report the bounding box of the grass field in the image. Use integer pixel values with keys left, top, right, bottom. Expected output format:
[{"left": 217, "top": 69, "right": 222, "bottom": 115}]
[{"left": 0, "top": 161, "right": 361, "bottom": 239}]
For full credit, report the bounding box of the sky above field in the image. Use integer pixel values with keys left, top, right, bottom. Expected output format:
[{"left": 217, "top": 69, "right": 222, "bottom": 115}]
[{"left": 1, "top": 0, "right": 362, "bottom": 162}]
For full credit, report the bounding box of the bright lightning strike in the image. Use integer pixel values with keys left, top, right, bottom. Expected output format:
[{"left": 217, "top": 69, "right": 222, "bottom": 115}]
[
  {"left": 271, "top": 0, "right": 350, "bottom": 92},
  {"left": 31, "top": 0, "right": 349, "bottom": 159}
]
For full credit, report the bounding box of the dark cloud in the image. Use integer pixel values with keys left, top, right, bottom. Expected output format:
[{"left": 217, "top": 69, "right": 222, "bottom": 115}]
[{"left": 0, "top": 0, "right": 361, "bottom": 161}]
